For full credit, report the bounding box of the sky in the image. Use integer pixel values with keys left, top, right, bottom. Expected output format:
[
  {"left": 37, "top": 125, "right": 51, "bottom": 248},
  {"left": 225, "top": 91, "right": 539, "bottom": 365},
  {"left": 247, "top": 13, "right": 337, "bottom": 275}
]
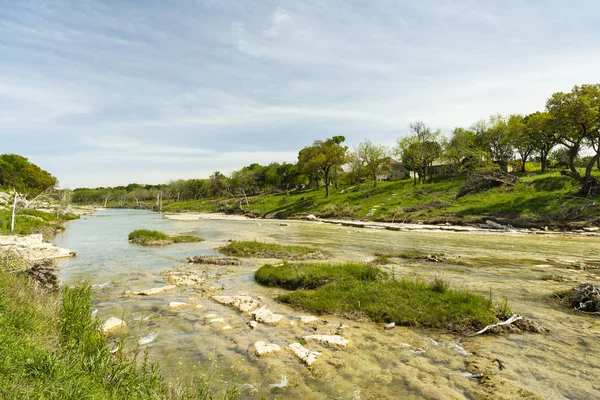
[{"left": 1, "top": 0, "right": 599, "bottom": 188}]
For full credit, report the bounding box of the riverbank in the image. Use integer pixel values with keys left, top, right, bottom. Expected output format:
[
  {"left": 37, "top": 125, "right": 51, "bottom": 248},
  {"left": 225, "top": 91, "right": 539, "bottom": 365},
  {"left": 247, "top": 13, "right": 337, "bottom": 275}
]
[{"left": 164, "top": 211, "right": 600, "bottom": 238}]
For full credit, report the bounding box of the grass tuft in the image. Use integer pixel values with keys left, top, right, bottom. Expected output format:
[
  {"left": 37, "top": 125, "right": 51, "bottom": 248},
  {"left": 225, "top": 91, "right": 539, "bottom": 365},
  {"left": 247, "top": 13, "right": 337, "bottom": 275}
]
[
  {"left": 255, "top": 261, "right": 499, "bottom": 332},
  {"left": 218, "top": 240, "right": 324, "bottom": 260},
  {"left": 255, "top": 262, "right": 384, "bottom": 289},
  {"left": 128, "top": 229, "right": 203, "bottom": 246}
]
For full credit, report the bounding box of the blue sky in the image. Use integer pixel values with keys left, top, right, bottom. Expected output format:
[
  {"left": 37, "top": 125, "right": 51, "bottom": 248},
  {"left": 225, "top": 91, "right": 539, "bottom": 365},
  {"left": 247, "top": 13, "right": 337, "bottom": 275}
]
[{"left": 1, "top": 0, "right": 599, "bottom": 188}]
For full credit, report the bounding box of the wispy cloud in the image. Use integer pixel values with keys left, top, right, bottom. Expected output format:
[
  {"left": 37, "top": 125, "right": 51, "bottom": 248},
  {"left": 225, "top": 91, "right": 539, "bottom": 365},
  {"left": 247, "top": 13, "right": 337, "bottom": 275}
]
[{"left": 1, "top": 0, "right": 599, "bottom": 187}]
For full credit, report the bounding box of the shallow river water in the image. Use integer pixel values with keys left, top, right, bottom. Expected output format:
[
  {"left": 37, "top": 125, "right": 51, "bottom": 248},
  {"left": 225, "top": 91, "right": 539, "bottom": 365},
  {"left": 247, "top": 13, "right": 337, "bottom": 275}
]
[{"left": 54, "top": 209, "right": 600, "bottom": 399}]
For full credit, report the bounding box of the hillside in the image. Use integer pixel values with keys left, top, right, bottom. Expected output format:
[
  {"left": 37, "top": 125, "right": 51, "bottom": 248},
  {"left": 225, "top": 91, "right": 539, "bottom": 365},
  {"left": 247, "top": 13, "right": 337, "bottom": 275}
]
[{"left": 161, "top": 170, "right": 600, "bottom": 229}]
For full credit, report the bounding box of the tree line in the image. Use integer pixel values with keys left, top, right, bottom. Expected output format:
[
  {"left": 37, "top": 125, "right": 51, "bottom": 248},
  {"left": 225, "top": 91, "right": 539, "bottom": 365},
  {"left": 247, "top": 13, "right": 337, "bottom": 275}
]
[{"left": 72, "top": 83, "right": 600, "bottom": 205}]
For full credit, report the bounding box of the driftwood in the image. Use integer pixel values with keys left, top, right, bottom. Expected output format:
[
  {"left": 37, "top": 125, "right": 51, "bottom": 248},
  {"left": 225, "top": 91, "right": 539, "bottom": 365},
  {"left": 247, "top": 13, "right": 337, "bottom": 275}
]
[
  {"left": 559, "top": 283, "right": 600, "bottom": 313},
  {"left": 456, "top": 171, "right": 518, "bottom": 198},
  {"left": 471, "top": 314, "right": 523, "bottom": 336}
]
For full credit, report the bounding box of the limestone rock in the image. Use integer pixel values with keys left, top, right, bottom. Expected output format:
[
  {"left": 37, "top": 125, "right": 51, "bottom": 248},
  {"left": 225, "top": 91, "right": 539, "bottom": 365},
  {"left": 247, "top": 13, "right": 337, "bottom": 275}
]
[
  {"left": 212, "top": 295, "right": 260, "bottom": 313},
  {"left": 127, "top": 285, "right": 177, "bottom": 296},
  {"left": 103, "top": 317, "right": 127, "bottom": 334},
  {"left": 254, "top": 341, "right": 281, "bottom": 356},
  {"left": 248, "top": 321, "right": 258, "bottom": 329},
  {"left": 168, "top": 301, "right": 188, "bottom": 309},
  {"left": 300, "top": 315, "right": 319, "bottom": 324},
  {"left": 304, "top": 334, "right": 349, "bottom": 348},
  {"left": 250, "top": 306, "right": 286, "bottom": 325},
  {"left": 286, "top": 343, "right": 321, "bottom": 365}
]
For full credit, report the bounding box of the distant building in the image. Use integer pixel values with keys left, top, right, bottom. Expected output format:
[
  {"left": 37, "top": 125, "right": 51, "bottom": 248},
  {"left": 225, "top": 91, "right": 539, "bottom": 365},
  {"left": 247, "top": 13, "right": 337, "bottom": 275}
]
[{"left": 386, "top": 160, "right": 456, "bottom": 180}]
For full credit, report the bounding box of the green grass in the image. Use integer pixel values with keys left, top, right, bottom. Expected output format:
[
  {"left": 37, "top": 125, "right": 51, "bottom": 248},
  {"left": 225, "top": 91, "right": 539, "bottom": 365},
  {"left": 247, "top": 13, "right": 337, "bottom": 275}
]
[
  {"left": 0, "top": 209, "right": 79, "bottom": 237},
  {"left": 218, "top": 240, "right": 324, "bottom": 260},
  {"left": 0, "top": 257, "right": 237, "bottom": 399},
  {"left": 255, "top": 262, "right": 384, "bottom": 289},
  {"left": 255, "top": 262, "right": 499, "bottom": 332},
  {"left": 157, "top": 169, "right": 600, "bottom": 227},
  {"left": 128, "top": 229, "right": 204, "bottom": 246}
]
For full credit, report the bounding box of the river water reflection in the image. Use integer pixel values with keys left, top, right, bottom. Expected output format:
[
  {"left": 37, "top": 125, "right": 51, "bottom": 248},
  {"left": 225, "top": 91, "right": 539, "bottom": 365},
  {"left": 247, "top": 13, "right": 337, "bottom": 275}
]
[{"left": 54, "top": 209, "right": 600, "bottom": 399}]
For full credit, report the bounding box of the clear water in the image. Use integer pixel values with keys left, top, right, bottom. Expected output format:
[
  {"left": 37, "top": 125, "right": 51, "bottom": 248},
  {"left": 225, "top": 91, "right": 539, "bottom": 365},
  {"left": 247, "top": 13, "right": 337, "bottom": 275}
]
[{"left": 54, "top": 209, "right": 600, "bottom": 399}]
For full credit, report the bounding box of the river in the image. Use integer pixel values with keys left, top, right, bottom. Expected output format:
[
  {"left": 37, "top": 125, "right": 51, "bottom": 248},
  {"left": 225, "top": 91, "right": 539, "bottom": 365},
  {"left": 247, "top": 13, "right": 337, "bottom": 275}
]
[{"left": 53, "top": 209, "right": 600, "bottom": 399}]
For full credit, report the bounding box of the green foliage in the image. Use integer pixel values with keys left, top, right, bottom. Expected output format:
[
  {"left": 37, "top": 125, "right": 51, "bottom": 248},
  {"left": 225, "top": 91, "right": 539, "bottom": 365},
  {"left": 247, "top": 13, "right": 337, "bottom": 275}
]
[
  {"left": 128, "top": 229, "right": 203, "bottom": 246},
  {"left": 298, "top": 136, "right": 347, "bottom": 197},
  {"left": 276, "top": 276, "right": 497, "bottom": 331},
  {"left": 0, "top": 154, "right": 58, "bottom": 195},
  {"left": 0, "top": 209, "right": 77, "bottom": 236},
  {"left": 0, "top": 259, "right": 237, "bottom": 399},
  {"left": 218, "top": 240, "right": 324, "bottom": 260},
  {"left": 254, "top": 262, "right": 384, "bottom": 290}
]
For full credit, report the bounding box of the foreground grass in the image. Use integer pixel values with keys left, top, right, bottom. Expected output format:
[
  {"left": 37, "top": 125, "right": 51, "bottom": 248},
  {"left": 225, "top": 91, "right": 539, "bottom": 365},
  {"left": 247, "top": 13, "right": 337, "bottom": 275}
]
[
  {"left": 0, "top": 208, "right": 79, "bottom": 237},
  {"left": 0, "top": 259, "right": 237, "bottom": 399},
  {"left": 128, "top": 229, "right": 204, "bottom": 246},
  {"left": 218, "top": 240, "right": 324, "bottom": 260},
  {"left": 161, "top": 169, "right": 600, "bottom": 227},
  {"left": 255, "top": 262, "right": 498, "bottom": 331}
]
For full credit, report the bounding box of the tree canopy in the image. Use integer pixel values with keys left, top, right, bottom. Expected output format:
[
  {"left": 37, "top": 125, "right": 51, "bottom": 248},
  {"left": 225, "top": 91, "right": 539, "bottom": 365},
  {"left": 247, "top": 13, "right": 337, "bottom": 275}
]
[{"left": 0, "top": 154, "right": 58, "bottom": 195}]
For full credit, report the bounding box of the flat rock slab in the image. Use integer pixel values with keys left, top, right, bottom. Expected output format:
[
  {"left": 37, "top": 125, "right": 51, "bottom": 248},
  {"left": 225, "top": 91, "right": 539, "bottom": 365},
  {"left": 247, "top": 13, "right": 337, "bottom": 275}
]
[
  {"left": 103, "top": 317, "right": 127, "bottom": 335},
  {"left": 286, "top": 343, "right": 321, "bottom": 365},
  {"left": 299, "top": 315, "right": 319, "bottom": 324},
  {"left": 187, "top": 255, "right": 241, "bottom": 265},
  {"left": 164, "top": 271, "right": 206, "bottom": 286},
  {"left": 255, "top": 341, "right": 281, "bottom": 356},
  {"left": 0, "top": 234, "right": 75, "bottom": 261},
  {"left": 127, "top": 285, "right": 177, "bottom": 296},
  {"left": 304, "top": 334, "right": 349, "bottom": 348},
  {"left": 212, "top": 295, "right": 260, "bottom": 313},
  {"left": 250, "top": 306, "right": 286, "bottom": 325},
  {"left": 168, "top": 302, "right": 189, "bottom": 309}
]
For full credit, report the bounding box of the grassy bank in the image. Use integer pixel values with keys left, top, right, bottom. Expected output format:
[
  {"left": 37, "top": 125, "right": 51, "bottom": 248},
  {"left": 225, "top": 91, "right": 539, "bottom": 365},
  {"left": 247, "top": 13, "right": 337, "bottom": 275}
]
[
  {"left": 255, "top": 262, "right": 500, "bottom": 332},
  {"left": 218, "top": 240, "right": 325, "bottom": 260},
  {"left": 0, "top": 209, "right": 79, "bottom": 237},
  {"left": 128, "top": 229, "right": 204, "bottom": 246},
  {"left": 0, "top": 256, "right": 237, "bottom": 399},
  {"left": 161, "top": 170, "right": 600, "bottom": 228}
]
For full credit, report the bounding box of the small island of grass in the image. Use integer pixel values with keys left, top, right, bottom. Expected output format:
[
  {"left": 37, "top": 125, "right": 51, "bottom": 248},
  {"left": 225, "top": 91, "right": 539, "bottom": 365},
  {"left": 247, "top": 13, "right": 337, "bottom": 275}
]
[
  {"left": 255, "top": 262, "right": 503, "bottom": 332},
  {"left": 128, "top": 229, "right": 204, "bottom": 246},
  {"left": 218, "top": 240, "right": 324, "bottom": 260}
]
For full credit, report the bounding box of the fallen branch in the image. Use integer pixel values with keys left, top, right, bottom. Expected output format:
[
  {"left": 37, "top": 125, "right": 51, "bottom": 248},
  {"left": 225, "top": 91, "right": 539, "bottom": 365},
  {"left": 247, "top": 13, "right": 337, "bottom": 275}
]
[{"left": 472, "top": 314, "right": 523, "bottom": 336}]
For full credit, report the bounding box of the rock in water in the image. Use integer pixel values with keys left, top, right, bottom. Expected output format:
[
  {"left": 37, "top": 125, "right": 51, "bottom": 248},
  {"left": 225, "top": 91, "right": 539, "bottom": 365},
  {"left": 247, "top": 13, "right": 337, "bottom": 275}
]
[
  {"left": 212, "top": 295, "right": 260, "bottom": 313},
  {"left": 303, "top": 334, "right": 350, "bottom": 348},
  {"left": 138, "top": 332, "right": 158, "bottom": 345},
  {"left": 103, "top": 317, "right": 127, "bottom": 335},
  {"left": 286, "top": 343, "right": 321, "bottom": 365},
  {"left": 168, "top": 302, "right": 188, "bottom": 309},
  {"left": 250, "top": 306, "right": 286, "bottom": 325},
  {"left": 254, "top": 341, "right": 281, "bottom": 356}
]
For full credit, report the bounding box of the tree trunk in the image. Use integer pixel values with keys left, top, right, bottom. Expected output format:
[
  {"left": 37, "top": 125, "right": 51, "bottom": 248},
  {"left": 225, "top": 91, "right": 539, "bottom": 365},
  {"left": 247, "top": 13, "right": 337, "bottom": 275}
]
[
  {"left": 372, "top": 169, "right": 377, "bottom": 188},
  {"left": 11, "top": 192, "right": 18, "bottom": 232},
  {"left": 540, "top": 151, "right": 548, "bottom": 172}
]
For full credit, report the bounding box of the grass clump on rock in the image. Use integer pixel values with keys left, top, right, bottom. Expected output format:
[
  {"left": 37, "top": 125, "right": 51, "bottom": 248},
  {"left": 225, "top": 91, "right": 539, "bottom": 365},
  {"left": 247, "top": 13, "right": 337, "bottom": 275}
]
[
  {"left": 128, "top": 229, "right": 203, "bottom": 246},
  {"left": 218, "top": 240, "right": 324, "bottom": 260},
  {"left": 255, "top": 262, "right": 384, "bottom": 289},
  {"left": 255, "top": 262, "right": 499, "bottom": 332}
]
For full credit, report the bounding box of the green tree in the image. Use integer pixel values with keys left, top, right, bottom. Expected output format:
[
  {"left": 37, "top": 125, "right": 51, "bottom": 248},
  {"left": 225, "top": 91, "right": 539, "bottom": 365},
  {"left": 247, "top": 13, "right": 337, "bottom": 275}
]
[
  {"left": 507, "top": 114, "right": 535, "bottom": 172},
  {"left": 474, "top": 115, "right": 514, "bottom": 172},
  {"left": 546, "top": 84, "right": 600, "bottom": 195},
  {"left": 356, "top": 140, "right": 391, "bottom": 187},
  {"left": 297, "top": 136, "right": 347, "bottom": 198},
  {"left": 395, "top": 122, "right": 443, "bottom": 184},
  {"left": 445, "top": 127, "right": 491, "bottom": 174},
  {"left": 0, "top": 154, "right": 57, "bottom": 195},
  {"left": 527, "top": 111, "right": 559, "bottom": 172}
]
